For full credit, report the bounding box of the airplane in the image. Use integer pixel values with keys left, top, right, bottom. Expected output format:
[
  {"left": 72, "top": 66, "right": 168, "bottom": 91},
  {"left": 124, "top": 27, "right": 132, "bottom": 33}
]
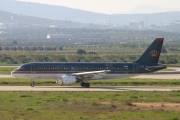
[{"left": 11, "top": 38, "right": 166, "bottom": 88}]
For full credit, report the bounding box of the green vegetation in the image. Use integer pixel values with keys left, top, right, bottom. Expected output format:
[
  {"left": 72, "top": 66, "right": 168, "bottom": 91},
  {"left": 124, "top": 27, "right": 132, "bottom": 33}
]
[
  {"left": 0, "top": 78, "right": 179, "bottom": 86},
  {"left": 0, "top": 28, "right": 180, "bottom": 65},
  {"left": 0, "top": 91, "right": 179, "bottom": 120},
  {"left": 89, "top": 78, "right": 180, "bottom": 86},
  {"left": 0, "top": 51, "right": 179, "bottom": 65},
  {"left": 0, "top": 67, "right": 17, "bottom": 74}
]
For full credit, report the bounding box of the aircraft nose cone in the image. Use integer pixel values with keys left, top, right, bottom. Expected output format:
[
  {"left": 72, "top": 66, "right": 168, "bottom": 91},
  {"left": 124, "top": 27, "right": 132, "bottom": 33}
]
[{"left": 11, "top": 71, "right": 16, "bottom": 77}]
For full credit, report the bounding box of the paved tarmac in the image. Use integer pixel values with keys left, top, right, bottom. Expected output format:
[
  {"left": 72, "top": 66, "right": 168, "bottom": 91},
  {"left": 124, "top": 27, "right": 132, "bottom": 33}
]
[
  {"left": 0, "top": 75, "right": 14, "bottom": 78},
  {"left": 0, "top": 86, "right": 179, "bottom": 91},
  {"left": 131, "top": 74, "right": 180, "bottom": 79}
]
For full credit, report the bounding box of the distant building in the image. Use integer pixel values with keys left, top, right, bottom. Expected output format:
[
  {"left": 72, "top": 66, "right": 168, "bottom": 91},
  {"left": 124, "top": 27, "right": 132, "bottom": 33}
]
[
  {"left": 171, "top": 20, "right": 180, "bottom": 25},
  {"left": 47, "top": 34, "right": 73, "bottom": 39},
  {"left": 74, "top": 42, "right": 83, "bottom": 45},
  {"left": 129, "top": 21, "right": 144, "bottom": 28},
  {"left": 0, "top": 23, "right": 18, "bottom": 29},
  {"left": 119, "top": 42, "right": 127, "bottom": 44},
  {"left": 0, "top": 31, "right": 6, "bottom": 34},
  {"left": 0, "top": 23, "right": 6, "bottom": 29}
]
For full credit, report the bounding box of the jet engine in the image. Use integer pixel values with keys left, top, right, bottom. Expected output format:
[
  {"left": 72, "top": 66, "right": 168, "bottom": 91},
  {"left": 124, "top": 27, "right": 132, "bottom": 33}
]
[{"left": 56, "top": 75, "right": 77, "bottom": 85}]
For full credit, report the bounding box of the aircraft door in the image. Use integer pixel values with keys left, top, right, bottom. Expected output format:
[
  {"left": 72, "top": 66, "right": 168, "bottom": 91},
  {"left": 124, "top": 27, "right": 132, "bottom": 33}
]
[
  {"left": 133, "top": 64, "right": 138, "bottom": 73},
  {"left": 106, "top": 64, "right": 114, "bottom": 72},
  {"left": 31, "top": 64, "right": 36, "bottom": 74},
  {"left": 31, "top": 64, "right": 41, "bottom": 79}
]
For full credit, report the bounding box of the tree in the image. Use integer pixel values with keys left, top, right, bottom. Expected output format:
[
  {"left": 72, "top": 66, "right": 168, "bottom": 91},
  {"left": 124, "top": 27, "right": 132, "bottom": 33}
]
[
  {"left": 16, "top": 55, "right": 28, "bottom": 63},
  {"left": 12, "top": 41, "right": 18, "bottom": 45},
  {"left": 24, "top": 46, "right": 31, "bottom": 51},
  {"left": 18, "top": 47, "right": 23, "bottom": 51},
  {"left": 0, "top": 46, "right": 2, "bottom": 51},
  {"left": 58, "top": 46, "right": 63, "bottom": 50},
  {"left": 52, "top": 47, "right": 57, "bottom": 51},
  {"left": 161, "top": 47, "right": 167, "bottom": 53},
  {"left": 38, "top": 46, "right": 44, "bottom": 51},
  {"left": 3, "top": 47, "right": 10, "bottom": 51},
  {"left": 88, "top": 51, "right": 98, "bottom": 55},
  {"left": 44, "top": 47, "right": 52, "bottom": 51},
  {"left": 77, "top": 49, "right": 86, "bottom": 55},
  {"left": 32, "top": 47, "right": 37, "bottom": 51},
  {"left": 11, "top": 47, "right": 17, "bottom": 51},
  {"left": 59, "top": 56, "right": 67, "bottom": 62}
]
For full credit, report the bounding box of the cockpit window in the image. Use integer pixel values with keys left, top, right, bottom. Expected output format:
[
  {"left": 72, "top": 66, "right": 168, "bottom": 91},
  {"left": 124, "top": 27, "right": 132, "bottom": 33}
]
[
  {"left": 17, "top": 64, "right": 31, "bottom": 70},
  {"left": 17, "top": 66, "right": 25, "bottom": 70},
  {"left": 17, "top": 66, "right": 22, "bottom": 70}
]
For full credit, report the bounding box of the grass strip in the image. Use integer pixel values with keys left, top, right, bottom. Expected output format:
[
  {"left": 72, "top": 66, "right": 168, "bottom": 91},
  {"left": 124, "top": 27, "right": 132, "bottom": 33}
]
[
  {"left": 0, "top": 91, "right": 179, "bottom": 120},
  {"left": 0, "top": 78, "right": 179, "bottom": 86}
]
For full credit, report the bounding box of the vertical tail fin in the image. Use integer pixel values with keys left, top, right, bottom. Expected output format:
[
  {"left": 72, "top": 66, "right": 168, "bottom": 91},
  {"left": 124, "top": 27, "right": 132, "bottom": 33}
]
[{"left": 135, "top": 38, "right": 164, "bottom": 63}]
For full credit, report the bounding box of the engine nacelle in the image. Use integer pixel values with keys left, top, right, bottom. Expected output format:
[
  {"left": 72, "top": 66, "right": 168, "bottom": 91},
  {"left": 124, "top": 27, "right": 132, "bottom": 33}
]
[{"left": 56, "top": 75, "right": 77, "bottom": 85}]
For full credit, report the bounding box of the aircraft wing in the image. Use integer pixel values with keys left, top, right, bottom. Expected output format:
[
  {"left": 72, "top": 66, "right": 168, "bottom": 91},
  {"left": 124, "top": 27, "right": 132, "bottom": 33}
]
[
  {"left": 71, "top": 70, "right": 110, "bottom": 76},
  {"left": 71, "top": 70, "right": 110, "bottom": 79}
]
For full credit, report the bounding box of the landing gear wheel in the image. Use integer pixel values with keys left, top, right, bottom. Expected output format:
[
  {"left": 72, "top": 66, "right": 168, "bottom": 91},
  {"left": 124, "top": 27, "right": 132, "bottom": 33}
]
[
  {"left": 31, "top": 80, "right": 34, "bottom": 87},
  {"left": 85, "top": 83, "right": 90, "bottom": 88},
  {"left": 81, "top": 82, "right": 86, "bottom": 87}
]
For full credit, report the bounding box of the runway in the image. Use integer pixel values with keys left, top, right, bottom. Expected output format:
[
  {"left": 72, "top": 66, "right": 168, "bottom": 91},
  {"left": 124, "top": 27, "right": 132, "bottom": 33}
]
[
  {"left": 0, "top": 86, "right": 179, "bottom": 91},
  {"left": 131, "top": 74, "right": 180, "bottom": 79}
]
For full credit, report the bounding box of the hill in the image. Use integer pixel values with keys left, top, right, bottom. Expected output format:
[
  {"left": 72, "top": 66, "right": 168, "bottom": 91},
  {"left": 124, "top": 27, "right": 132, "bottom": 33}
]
[
  {"left": 1, "top": 0, "right": 180, "bottom": 26},
  {"left": 0, "top": 10, "right": 104, "bottom": 29}
]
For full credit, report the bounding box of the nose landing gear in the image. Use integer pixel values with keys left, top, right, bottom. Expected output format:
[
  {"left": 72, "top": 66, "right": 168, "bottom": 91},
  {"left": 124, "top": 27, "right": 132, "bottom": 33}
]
[
  {"left": 81, "top": 82, "right": 90, "bottom": 88},
  {"left": 31, "top": 80, "right": 35, "bottom": 87}
]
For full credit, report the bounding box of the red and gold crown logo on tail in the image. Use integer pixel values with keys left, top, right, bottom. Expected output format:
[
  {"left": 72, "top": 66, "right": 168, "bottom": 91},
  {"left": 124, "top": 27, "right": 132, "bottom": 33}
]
[{"left": 150, "top": 50, "right": 159, "bottom": 57}]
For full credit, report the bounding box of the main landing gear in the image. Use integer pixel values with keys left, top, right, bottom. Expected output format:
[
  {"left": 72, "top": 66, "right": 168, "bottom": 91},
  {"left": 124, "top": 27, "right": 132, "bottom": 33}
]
[
  {"left": 81, "top": 82, "right": 90, "bottom": 88},
  {"left": 31, "top": 80, "right": 35, "bottom": 87}
]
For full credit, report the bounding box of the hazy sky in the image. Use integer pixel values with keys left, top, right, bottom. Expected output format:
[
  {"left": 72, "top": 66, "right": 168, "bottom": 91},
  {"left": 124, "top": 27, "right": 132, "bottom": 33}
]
[{"left": 18, "top": 0, "right": 180, "bottom": 14}]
